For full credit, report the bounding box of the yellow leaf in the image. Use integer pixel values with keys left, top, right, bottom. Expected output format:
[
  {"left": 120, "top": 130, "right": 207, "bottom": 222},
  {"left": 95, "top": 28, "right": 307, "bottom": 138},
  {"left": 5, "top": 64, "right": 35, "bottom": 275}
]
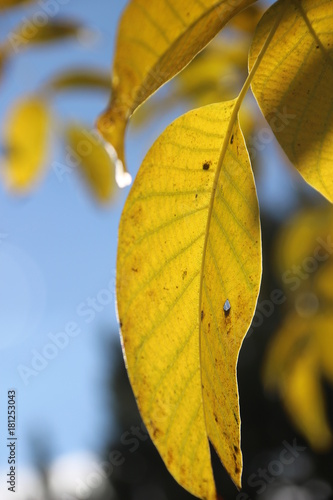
[
  {"left": 116, "top": 101, "right": 261, "bottom": 497},
  {"left": 263, "top": 313, "right": 311, "bottom": 390},
  {"left": 229, "top": 4, "right": 264, "bottom": 33},
  {"left": 97, "top": 0, "right": 257, "bottom": 169},
  {"left": 66, "top": 125, "right": 115, "bottom": 204},
  {"left": 263, "top": 312, "right": 333, "bottom": 452},
  {"left": 273, "top": 206, "right": 333, "bottom": 289},
  {"left": 3, "top": 98, "right": 49, "bottom": 192},
  {"left": 281, "top": 347, "right": 332, "bottom": 452},
  {"left": 264, "top": 205, "right": 333, "bottom": 452},
  {"left": 316, "top": 312, "right": 333, "bottom": 384},
  {"left": 314, "top": 260, "right": 333, "bottom": 302},
  {"left": 249, "top": 0, "right": 333, "bottom": 201}
]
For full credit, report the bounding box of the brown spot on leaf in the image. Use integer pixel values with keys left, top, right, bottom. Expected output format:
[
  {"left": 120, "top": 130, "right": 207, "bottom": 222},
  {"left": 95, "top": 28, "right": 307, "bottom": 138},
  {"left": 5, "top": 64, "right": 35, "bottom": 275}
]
[
  {"left": 202, "top": 161, "right": 211, "bottom": 170},
  {"left": 182, "top": 270, "right": 187, "bottom": 279},
  {"left": 131, "top": 267, "right": 138, "bottom": 272},
  {"left": 201, "top": 310, "right": 204, "bottom": 321},
  {"left": 230, "top": 134, "right": 234, "bottom": 144},
  {"left": 151, "top": 424, "right": 163, "bottom": 439},
  {"left": 167, "top": 449, "right": 174, "bottom": 465}
]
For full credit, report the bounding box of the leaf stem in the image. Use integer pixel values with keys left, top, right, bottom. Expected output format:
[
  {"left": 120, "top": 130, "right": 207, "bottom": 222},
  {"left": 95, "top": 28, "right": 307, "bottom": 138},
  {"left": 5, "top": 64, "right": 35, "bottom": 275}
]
[
  {"left": 234, "top": 0, "right": 287, "bottom": 118},
  {"left": 198, "top": 3, "right": 287, "bottom": 484},
  {"left": 200, "top": 0, "right": 287, "bottom": 309},
  {"left": 209, "top": 0, "right": 288, "bottom": 197}
]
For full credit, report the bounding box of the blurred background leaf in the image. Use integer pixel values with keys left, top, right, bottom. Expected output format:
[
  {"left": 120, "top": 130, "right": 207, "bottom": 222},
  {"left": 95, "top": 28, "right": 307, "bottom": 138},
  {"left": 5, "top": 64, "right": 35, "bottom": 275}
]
[
  {"left": 45, "top": 68, "right": 110, "bottom": 94},
  {"left": 5, "top": 18, "right": 84, "bottom": 54},
  {"left": 263, "top": 206, "right": 333, "bottom": 453},
  {"left": 65, "top": 124, "right": 116, "bottom": 204},
  {"left": 2, "top": 97, "right": 50, "bottom": 192},
  {"left": 0, "top": 0, "right": 37, "bottom": 10}
]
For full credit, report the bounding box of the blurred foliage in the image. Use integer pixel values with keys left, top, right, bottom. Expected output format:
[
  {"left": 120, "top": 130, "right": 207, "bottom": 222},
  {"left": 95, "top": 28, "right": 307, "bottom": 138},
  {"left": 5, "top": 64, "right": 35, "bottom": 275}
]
[
  {"left": 45, "top": 68, "right": 110, "bottom": 93},
  {"left": 0, "top": 1, "right": 264, "bottom": 204},
  {"left": 2, "top": 97, "right": 50, "bottom": 191},
  {"left": 0, "top": 0, "right": 116, "bottom": 204},
  {"left": 66, "top": 124, "right": 116, "bottom": 203},
  {"left": 263, "top": 206, "right": 333, "bottom": 452},
  {"left": 230, "top": 4, "right": 263, "bottom": 33},
  {"left": 6, "top": 18, "right": 84, "bottom": 51},
  {"left": 0, "top": 0, "right": 37, "bottom": 10}
]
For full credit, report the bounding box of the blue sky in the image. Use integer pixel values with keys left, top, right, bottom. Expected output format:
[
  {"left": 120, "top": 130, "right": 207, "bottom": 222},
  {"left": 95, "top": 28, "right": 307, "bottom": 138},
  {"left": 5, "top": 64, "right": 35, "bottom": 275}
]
[
  {"left": 0, "top": 0, "right": 313, "bottom": 494},
  {"left": 0, "top": 0, "right": 130, "bottom": 474}
]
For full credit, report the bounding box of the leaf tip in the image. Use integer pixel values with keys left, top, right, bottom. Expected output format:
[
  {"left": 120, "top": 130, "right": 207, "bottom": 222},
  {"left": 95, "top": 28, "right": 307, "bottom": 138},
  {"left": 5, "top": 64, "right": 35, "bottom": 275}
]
[{"left": 104, "top": 141, "right": 132, "bottom": 188}]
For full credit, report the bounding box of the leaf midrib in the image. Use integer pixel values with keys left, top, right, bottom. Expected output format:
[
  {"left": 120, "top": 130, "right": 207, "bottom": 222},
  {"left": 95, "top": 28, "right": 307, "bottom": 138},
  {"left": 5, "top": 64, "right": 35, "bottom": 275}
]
[
  {"left": 293, "top": 0, "right": 333, "bottom": 70},
  {"left": 198, "top": 0, "right": 288, "bottom": 441}
]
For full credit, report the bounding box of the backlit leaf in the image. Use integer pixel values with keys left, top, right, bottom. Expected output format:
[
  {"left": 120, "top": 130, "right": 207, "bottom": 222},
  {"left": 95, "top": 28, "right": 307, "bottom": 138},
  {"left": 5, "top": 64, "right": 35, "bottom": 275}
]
[
  {"left": 2, "top": 98, "right": 49, "bottom": 192},
  {"left": 117, "top": 102, "right": 261, "bottom": 497},
  {"left": 97, "top": 0, "right": 257, "bottom": 169},
  {"left": 249, "top": 0, "right": 333, "bottom": 201},
  {"left": 66, "top": 125, "right": 115, "bottom": 203}
]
